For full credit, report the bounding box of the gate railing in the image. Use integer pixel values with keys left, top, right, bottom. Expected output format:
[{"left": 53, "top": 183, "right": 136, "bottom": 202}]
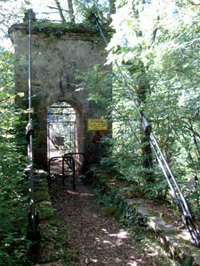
[{"left": 49, "top": 153, "right": 85, "bottom": 191}]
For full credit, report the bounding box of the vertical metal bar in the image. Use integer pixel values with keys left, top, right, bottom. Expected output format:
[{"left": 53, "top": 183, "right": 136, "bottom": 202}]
[
  {"left": 28, "top": 9, "right": 36, "bottom": 236},
  {"left": 72, "top": 158, "right": 76, "bottom": 191},
  {"left": 28, "top": 133, "right": 36, "bottom": 235},
  {"left": 28, "top": 9, "right": 32, "bottom": 119},
  {"left": 73, "top": 122, "right": 76, "bottom": 152},
  {"left": 70, "top": 123, "right": 71, "bottom": 151},
  {"left": 62, "top": 156, "right": 65, "bottom": 185},
  {"left": 47, "top": 122, "right": 50, "bottom": 162}
]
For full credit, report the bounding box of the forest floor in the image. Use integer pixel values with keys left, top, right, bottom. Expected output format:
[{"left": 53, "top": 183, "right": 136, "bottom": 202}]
[{"left": 50, "top": 179, "right": 173, "bottom": 266}]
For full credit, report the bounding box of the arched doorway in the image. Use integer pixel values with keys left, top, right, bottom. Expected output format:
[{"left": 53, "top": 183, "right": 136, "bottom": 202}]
[
  {"left": 47, "top": 102, "right": 85, "bottom": 182},
  {"left": 47, "top": 102, "right": 77, "bottom": 160}
]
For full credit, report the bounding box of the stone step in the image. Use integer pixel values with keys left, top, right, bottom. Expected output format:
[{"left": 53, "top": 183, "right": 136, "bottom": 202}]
[
  {"left": 127, "top": 199, "right": 200, "bottom": 266},
  {"left": 93, "top": 168, "right": 200, "bottom": 266}
]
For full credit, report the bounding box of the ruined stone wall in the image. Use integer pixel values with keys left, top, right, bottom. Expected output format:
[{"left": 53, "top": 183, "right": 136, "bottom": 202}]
[{"left": 9, "top": 23, "right": 111, "bottom": 169}]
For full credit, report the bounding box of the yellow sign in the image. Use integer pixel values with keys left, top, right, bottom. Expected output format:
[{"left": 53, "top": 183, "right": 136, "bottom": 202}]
[{"left": 87, "top": 119, "right": 108, "bottom": 131}]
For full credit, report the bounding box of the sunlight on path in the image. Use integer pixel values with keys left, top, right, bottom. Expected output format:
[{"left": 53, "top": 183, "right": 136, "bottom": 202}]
[{"left": 50, "top": 184, "right": 160, "bottom": 266}]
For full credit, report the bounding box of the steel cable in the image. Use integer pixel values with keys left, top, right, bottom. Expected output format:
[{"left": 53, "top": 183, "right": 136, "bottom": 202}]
[
  {"left": 26, "top": 9, "right": 36, "bottom": 237},
  {"left": 91, "top": 13, "right": 200, "bottom": 247}
]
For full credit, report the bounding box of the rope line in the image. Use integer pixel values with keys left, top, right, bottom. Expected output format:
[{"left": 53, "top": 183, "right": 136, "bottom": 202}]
[{"left": 91, "top": 13, "right": 200, "bottom": 247}]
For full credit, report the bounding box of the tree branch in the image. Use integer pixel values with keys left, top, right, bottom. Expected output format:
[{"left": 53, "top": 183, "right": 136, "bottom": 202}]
[
  {"left": 54, "top": 0, "right": 67, "bottom": 22},
  {"left": 48, "top": 6, "right": 70, "bottom": 13},
  {"left": 67, "top": 0, "right": 75, "bottom": 24},
  {"left": 187, "top": 0, "right": 200, "bottom": 6}
]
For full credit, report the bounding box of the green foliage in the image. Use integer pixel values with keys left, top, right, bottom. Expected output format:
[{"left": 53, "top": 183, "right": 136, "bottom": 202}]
[
  {"left": 0, "top": 50, "right": 30, "bottom": 265},
  {"left": 77, "top": 1, "right": 200, "bottom": 212},
  {"left": 74, "top": 0, "right": 110, "bottom": 24},
  {"left": 76, "top": 64, "right": 112, "bottom": 105},
  {"left": 28, "top": 20, "right": 96, "bottom": 36},
  {"left": 104, "top": 0, "right": 199, "bottom": 206},
  {"left": 34, "top": 174, "right": 72, "bottom": 265},
  {"left": 94, "top": 181, "right": 151, "bottom": 239}
]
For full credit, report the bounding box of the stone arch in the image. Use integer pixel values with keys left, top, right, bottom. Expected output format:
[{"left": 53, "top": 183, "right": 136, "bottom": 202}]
[
  {"left": 9, "top": 21, "right": 112, "bottom": 170},
  {"left": 47, "top": 100, "right": 84, "bottom": 159}
]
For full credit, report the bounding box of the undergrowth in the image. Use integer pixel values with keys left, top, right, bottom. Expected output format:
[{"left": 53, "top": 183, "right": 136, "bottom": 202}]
[
  {"left": 94, "top": 181, "right": 180, "bottom": 266},
  {"left": 34, "top": 173, "right": 72, "bottom": 265}
]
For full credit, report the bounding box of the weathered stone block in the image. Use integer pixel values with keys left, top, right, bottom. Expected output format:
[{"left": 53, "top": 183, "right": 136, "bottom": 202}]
[{"left": 9, "top": 21, "right": 111, "bottom": 169}]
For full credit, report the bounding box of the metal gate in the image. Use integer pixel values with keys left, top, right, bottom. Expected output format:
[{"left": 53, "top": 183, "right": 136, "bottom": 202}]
[
  {"left": 47, "top": 102, "right": 76, "bottom": 160},
  {"left": 47, "top": 102, "right": 76, "bottom": 177}
]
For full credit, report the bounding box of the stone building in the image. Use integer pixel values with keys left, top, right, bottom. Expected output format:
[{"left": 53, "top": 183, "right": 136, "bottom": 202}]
[{"left": 9, "top": 17, "right": 111, "bottom": 170}]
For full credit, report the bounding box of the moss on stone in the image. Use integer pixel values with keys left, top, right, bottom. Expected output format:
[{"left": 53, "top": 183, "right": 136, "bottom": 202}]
[
  {"left": 9, "top": 20, "right": 97, "bottom": 38},
  {"left": 93, "top": 167, "right": 200, "bottom": 266},
  {"left": 34, "top": 173, "right": 71, "bottom": 265}
]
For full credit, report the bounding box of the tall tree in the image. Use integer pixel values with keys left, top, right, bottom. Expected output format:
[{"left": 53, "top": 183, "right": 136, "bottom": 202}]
[
  {"left": 67, "top": 0, "right": 75, "bottom": 24},
  {"left": 102, "top": 0, "right": 200, "bottom": 201},
  {"left": 0, "top": 49, "right": 30, "bottom": 265}
]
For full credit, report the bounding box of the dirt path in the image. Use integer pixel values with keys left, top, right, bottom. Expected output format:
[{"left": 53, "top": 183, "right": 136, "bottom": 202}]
[{"left": 50, "top": 182, "right": 161, "bottom": 266}]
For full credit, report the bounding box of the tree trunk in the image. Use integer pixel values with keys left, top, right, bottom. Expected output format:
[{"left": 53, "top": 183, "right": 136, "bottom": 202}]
[
  {"left": 141, "top": 133, "right": 154, "bottom": 182},
  {"left": 138, "top": 77, "right": 154, "bottom": 182},
  {"left": 67, "top": 0, "right": 75, "bottom": 24},
  {"left": 127, "top": 61, "right": 154, "bottom": 182}
]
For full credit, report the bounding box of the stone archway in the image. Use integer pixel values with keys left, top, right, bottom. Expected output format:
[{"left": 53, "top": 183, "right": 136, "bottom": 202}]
[
  {"left": 47, "top": 102, "right": 78, "bottom": 160},
  {"left": 9, "top": 19, "right": 112, "bottom": 170}
]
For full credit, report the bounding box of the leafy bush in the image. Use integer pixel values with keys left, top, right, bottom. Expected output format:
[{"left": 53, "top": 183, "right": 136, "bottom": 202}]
[
  {"left": 0, "top": 50, "right": 31, "bottom": 265},
  {"left": 77, "top": 1, "right": 200, "bottom": 211}
]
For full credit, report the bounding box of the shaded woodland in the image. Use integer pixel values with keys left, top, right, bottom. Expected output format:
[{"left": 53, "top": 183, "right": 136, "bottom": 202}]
[{"left": 0, "top": 0, "right": 200, "bottom": 264}]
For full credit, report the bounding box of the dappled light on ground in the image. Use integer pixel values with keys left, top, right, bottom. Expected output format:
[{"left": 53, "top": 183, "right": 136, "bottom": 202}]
[{"left": 50, "top": 183, "right": 171, "bottom": 265}]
